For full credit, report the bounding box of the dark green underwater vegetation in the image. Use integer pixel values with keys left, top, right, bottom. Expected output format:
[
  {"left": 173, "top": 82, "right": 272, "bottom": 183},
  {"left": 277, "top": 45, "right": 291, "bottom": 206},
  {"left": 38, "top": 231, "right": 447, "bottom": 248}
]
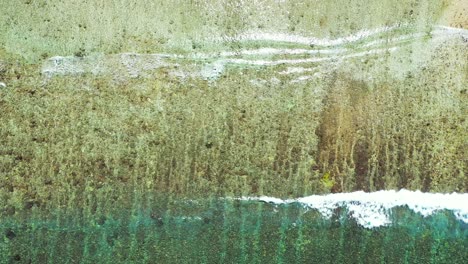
[{"left": 1, "top": 199, "right": 467, "bottom": 263}]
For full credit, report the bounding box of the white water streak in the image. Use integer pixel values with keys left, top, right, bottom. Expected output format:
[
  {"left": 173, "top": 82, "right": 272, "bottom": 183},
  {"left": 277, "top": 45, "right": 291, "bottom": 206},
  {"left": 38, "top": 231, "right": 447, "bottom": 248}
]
[
  {"left": 236, "top": 24, "right": 403, "bottom": 46},
  {"left": 223, "top": 47, "right": 398, "bottom": 66},
  {"left": 41, "top": 25, "right": 466, "bottom": 79},
  {"left": 241, "top": 190, "right": 468, "bottom": 229}
]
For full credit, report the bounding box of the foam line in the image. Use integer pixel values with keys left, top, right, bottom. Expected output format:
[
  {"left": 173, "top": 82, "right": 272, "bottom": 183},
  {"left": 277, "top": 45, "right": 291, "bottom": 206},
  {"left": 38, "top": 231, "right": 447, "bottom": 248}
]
[
  {"left": 235, "top": 24, "right": 466, "bottom": 47},
  {"left": 223, "top": 47, "right": 399, "bottom": 66},
  {"left": 218, "top": 47, "right": 347, "bottom": 57},
  {"left": 41, "top": 25, "right": 464, "bottom": 78},
  {"left": 241, "top": 190, "right": 468, "bottom": 229},
  {"left": 161, "top": 25, "right": 466, "bottom": 60},
  {"left": 279, "top": 67, "right": 317, "bottom": 75},
  {"left": 435, "top": 25, "right": 468, "bottom": 35},
  {"left": 236, "top": 24, "right": 403, "bottom": 46}
]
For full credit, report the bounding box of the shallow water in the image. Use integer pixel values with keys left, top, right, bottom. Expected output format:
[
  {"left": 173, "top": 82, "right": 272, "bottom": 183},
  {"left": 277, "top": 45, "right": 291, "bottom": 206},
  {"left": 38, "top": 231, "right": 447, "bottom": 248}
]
[
  {"left": 41, "top": 25, "right": 467, "bottom": 83},
  {"left": 1, "top": 192, "right": 467, "bottom": 263},
  {"left": 1, "top": 1, "right": 467, "bottom": 263}
]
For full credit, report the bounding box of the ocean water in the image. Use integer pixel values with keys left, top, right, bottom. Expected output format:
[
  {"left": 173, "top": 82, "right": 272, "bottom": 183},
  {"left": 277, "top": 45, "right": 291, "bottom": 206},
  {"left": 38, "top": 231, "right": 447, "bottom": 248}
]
[
  {"left": 41, "top": 25, "right": 467, "bottom": 83},
  {"left": 1, "top": 1, "right": 466, "bottom": 263},
  {"left": 1, "top": 191, "right": 467, "bottom": 263}
]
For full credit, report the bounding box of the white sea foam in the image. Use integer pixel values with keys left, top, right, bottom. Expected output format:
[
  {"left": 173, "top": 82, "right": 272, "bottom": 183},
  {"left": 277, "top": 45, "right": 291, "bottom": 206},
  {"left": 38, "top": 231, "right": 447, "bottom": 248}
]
[
  {"left": 237, "top": 24, "right": 402, "bottom": 46},
  {"left": 244, "top": 196, "right": 287, "bottom": 204},
  {"left": 219, "top": 47, "right": 347, "bottom": 57},
  {"left": 279, "top": 67, "right": 316, "bottom": 75},
  {"left": 290, "top": 75, "right": 315, "bottom": 83},
  {"left": 41, "top": 25, "right": 465, "bottom": 80},
  {"left": 223, "top": 46, "right": 399, "bottom": 66},
  {"left": 435, "top": 25, "right": 468, "bottom": 35},
  {"left": 41, "top": 46, "right": 396, "bottom": 79},
  {"left": 241, "top": 190, "right": 468, "bottom": 229}
]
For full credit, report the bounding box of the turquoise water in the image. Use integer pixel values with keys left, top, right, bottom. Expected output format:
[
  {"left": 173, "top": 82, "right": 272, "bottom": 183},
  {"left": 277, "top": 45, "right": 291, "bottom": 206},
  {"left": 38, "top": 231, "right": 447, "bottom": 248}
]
[{"left": 1, "top": 198, "right": 466, "bottom": 263}]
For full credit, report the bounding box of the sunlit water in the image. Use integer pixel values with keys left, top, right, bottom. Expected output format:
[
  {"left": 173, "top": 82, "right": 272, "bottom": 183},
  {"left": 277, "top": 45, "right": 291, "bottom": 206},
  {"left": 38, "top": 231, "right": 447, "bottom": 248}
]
[
  {"left": 2, "top": 22, "right": 467, "bottom": 263},
  {"left": 1, "top": 191, "right": 467, "bottom": 263},
  {"left": 41, "top": 24, "right": 467, "bottom": 83}
]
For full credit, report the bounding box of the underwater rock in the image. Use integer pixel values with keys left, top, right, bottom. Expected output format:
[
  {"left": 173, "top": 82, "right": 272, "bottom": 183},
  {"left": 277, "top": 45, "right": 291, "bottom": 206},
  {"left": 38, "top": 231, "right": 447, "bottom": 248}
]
[{"left": 4, "top": 228, "right": 16, "bottom": 240}]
